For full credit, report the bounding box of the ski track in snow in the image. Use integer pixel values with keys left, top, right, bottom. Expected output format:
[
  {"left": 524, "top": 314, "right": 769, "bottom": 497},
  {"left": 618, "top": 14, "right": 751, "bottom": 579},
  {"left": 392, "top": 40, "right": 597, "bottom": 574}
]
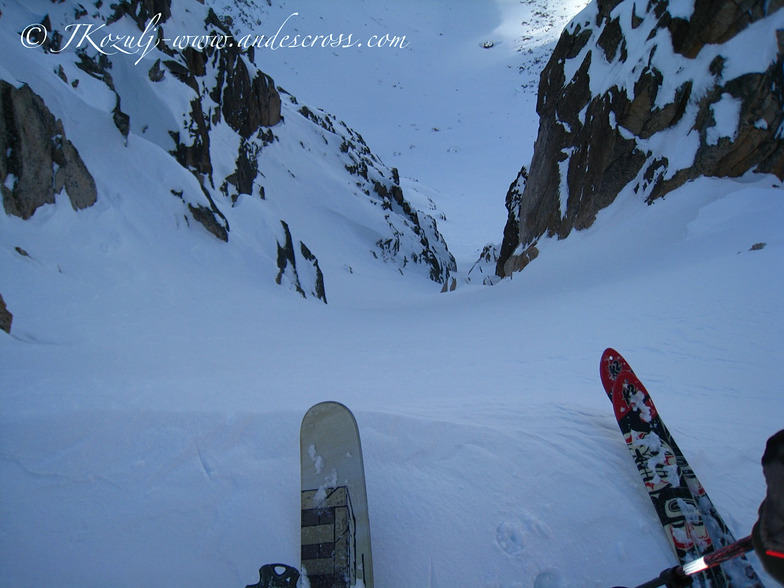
[{"left": 1, "top": 0, "right": 783, "bottom": 587}]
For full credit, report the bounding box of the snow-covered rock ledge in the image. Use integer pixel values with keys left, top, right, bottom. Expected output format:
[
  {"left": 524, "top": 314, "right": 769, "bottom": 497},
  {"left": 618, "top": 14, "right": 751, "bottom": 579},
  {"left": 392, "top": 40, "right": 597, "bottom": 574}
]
[{"left": 498, "top": 0, "right": 784, "bottom": 278}]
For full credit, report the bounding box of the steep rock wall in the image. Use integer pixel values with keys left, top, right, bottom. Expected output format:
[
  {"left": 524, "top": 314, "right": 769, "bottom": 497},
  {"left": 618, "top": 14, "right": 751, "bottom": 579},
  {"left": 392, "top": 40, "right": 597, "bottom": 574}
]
[
  {"left": 498, "top": 0, "right": 784, "bottom": 277},
  {"left": 0, "top": 81, "right": 97, "bottom": 219}
]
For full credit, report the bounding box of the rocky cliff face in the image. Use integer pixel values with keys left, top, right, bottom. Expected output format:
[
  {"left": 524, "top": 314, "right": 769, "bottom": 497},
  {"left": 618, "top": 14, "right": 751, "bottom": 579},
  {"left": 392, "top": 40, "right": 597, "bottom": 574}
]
[
  {"left": 1, "top": 0, "right": 454, "bottom": 302},
  {"left": 497, "top": 0, "right": 784, "bottom": 277},
  {"left": 0, "top": 81, "right": 97, "bottom": 219}
]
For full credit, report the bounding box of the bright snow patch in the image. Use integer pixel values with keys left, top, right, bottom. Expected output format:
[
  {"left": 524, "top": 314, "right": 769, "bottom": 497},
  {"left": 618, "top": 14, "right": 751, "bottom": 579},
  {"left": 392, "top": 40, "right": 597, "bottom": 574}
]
[{"left": 706, "top": 93, "right": 742, "bottom": 146}]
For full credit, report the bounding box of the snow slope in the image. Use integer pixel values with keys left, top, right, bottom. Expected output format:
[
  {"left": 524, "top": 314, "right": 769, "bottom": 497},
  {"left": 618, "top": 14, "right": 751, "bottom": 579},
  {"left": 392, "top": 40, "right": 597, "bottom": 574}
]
[
  {"left": 211, "top": 0, "right": 591, "bottom": 262},
  {"left": 1, "top": 1, "right": 783, "bottom": 587},
  {"left": 0, "top": 0, "right": 456, "bottom": 302}
]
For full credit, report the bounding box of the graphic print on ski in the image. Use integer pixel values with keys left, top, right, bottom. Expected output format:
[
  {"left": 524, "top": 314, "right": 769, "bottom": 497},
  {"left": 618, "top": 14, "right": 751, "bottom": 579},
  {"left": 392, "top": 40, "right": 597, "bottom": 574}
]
[
  {"left": 600, "top": 348, "right": 764, "bottom": 587},
  {"left": 300, "top": 401, "right": 373, "bottom": 588}
]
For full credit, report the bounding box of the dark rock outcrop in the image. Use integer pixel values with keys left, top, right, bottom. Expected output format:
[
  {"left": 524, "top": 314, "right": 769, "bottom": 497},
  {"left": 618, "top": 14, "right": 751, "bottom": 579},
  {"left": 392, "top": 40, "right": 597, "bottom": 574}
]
[
  {"left": 276, "top": 221, "right": 327, "bottom": 303},
  {"left": 668, "top": 0, "right": 784, "bottom": 58},
  {"left": 166, "top": 9, "right": 282, "bottom": 236},
  {"left": 497, "top": 0, "right": 784, "bottom": 277},
  {"left": 188, "top": 202, "right": 229, "bottom": 242},
  {"left": 0, "top": 81, "right": 97, "bottom": 219},
  {"left": 0, "top": 293, "right": 11, "bottom": 334},
  {"left": 212, "top": 48, "right": 282, "bottom": 137},
  {"left": 108, "top": 0, "right": 172, "bottom": 28}
]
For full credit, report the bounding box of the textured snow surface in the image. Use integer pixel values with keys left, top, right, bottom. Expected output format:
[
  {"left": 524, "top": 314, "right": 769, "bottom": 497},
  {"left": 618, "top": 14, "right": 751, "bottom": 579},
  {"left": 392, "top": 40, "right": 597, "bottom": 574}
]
[{"left": 1, "top": 1, "right": 783, "bottom": 587}]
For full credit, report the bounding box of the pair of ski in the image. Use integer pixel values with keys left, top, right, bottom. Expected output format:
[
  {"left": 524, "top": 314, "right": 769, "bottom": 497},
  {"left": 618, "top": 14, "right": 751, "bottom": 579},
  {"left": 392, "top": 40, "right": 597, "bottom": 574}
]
[
  {"left": 600, "top": 348, "right": 763, "bottom": 587},
  {"left": 249, "top": 353, "right": 762, "bottom": 587},
  {"left": 247, "top": 401, "right": 373, "bottom": 588}
]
